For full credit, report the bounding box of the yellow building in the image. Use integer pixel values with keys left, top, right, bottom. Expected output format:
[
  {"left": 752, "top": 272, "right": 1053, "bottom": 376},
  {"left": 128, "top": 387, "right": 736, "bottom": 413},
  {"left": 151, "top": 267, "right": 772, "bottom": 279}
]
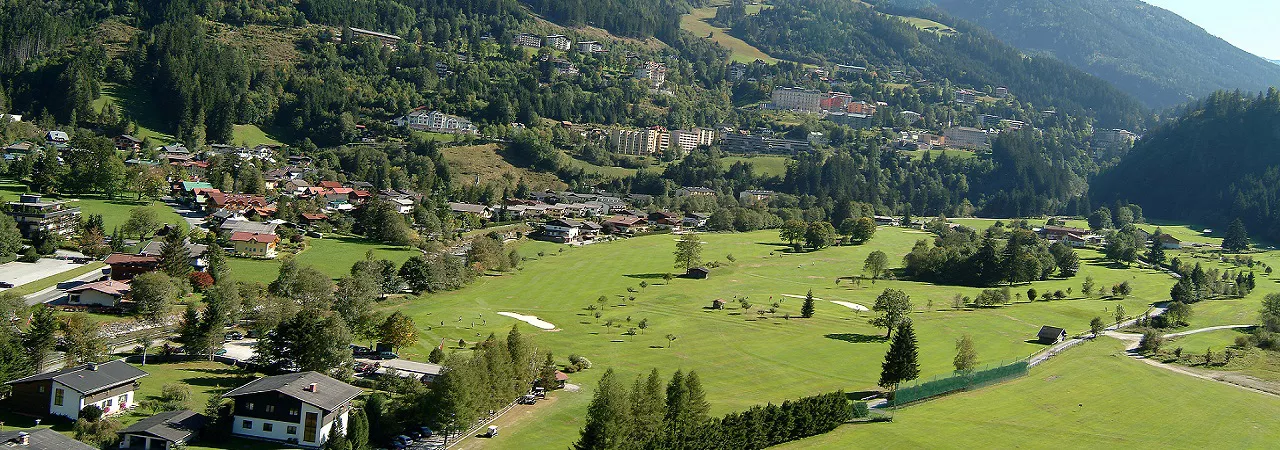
[{"left": 230, "top": 232, "right": 278, "bottom": 259}]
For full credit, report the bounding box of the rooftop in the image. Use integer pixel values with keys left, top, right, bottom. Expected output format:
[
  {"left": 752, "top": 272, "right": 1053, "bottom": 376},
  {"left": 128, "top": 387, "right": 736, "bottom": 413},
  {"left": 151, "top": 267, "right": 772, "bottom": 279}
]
[
  {"left": 5, "top": 360, "right": 147, "bottom": 394},
  {"left": 223, "top": 372, "right": 361, "bottom": 412}
]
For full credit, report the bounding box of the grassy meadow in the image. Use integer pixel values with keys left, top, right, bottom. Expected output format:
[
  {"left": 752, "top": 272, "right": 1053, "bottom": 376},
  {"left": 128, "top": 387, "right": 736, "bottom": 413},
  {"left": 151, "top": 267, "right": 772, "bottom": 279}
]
[
  {"left": 371, "top": 226, "right": 1187, "bottom": 448},
  {"left": 0, "top": 181, "right": 185, "bottom": 232},
  {"left": 225, "top": 236, "right": 420, "bottom": 285},
  {"left": 680, "top": 7, "right": 778, "bottom": 64}
]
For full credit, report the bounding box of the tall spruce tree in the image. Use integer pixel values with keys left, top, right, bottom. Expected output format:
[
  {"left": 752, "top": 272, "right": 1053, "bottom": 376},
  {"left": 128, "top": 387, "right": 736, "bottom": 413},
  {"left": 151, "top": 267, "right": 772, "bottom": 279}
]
[
  {"left": 574, "top": 368, "right": 632, "bottom": 450},
  {"left": 158, "top": 226, "right": 191, "bottom": 278},
  {"left": 1223, "top": 218, "right": 1249, "bottom": 252},
  {"left": 23, "top": 305, "right": 59, "bottom": 371},
  {"left": 800, "top": 289, "right": 816, "bottom": 318},
  {"left": 629, "top": 369, "right": 665, "bottom": 446},
  {"left": 1148, "top": 229, "right": 1166, "bottom": 266},
  {"left": 879, "top": 320, "right": 920, "bottom": 391}
]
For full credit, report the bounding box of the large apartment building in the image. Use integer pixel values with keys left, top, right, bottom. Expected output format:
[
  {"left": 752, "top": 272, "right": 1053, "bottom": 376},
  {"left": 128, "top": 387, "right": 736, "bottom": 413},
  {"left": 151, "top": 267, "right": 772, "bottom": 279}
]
[
  {"left": 771, "top": 87, "right": 822, "bottom": 112},
  {"left": 609, "top": 127, "right": 670, "bottom": 156},
  {"left": 342, "top": 27, "right": 402, "bottom": 49},
  {"left": 670, "top": 128, "right": 716, "bottom": 155},
  {"left": 943, "top": 126, "right": 990, "bottom": 150},
  {"left": 634, "top": 61, "right": 667, "bottom": 88},
  {"left": 7, "top": 194, "right": 81, "bottom": 238},
  {"left": 393, "top": 109, "right": 479, "bottom": 135}
]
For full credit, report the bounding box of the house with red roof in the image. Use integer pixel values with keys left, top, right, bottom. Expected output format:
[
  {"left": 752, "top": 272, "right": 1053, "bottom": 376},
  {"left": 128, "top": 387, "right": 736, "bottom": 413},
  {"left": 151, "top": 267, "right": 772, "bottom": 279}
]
[
  {"left": 230, "top": 232, "right": 279, "bottom": 258},
  {"left": 67, "top": 280, "right": 131, "bottom": 307}
]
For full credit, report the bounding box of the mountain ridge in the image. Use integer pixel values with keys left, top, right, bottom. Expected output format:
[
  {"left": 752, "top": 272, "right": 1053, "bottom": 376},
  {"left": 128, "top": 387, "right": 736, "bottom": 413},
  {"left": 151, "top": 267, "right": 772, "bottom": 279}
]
[{"left": 911, "top": 0, "right": 1280, "bottom": 108}]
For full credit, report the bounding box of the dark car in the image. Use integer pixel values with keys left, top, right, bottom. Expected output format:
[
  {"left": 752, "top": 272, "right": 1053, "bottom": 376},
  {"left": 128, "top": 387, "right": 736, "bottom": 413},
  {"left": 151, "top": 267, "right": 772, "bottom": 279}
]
[
  {"left": 419, "top": 426, "right": 434, "bottom": 437},
  {"left": 0, "top": 282, "right": 12, "bottom": 288},
  {"left": 224, "top": 332, "right": 243, "bottom": 341}
]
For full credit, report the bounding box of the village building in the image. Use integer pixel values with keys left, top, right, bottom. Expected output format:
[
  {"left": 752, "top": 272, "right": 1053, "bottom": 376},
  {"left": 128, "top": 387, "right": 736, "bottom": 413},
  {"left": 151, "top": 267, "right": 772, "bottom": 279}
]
[
  {"left": 943, "top": 126, "right": 990, "bottom": 150},
  {"left": 343, "top": 27, "right": 402, "bottom": 49},
  {"left": 1037, "top": 326, "right": 1068, "bottom": 344},
  {"left": 117, "top": 409, "right": 208, "bottom": 450},
  {"left": 6, "top": 194, "right": 81, "bottom": 238},
  {"left": 105, "top": 253, "right": 161, "bottom": 281},
  {"left": 230, "top": 232, "right": 279, "bottom": 259},
  {"left": 4, "top": 360, "right": 148, "bottom": 419},
  {"left": 513, "top": 33, "right": 542, "bottom": 48},
  {"left": 634, "top": 61, "right": 667, "bottom": 88},
  {"left": 66, "top": 280, "right": 131, "bottom": 308},
  {"left": 392, "top": 109, "right": 478, "bottom": 135},
  {"left": 771, "top": 87, "right": 822, "bottom": 112},
  {"left": 223, "top": 372, "right": 362, "bottom": 448},
  {"left": 545, "top": 34, "right": 572, "bottom": 51},
  {"left": 0, "top": 429, "right": 96, "bottom": 450},
  {"left": 738, "top": 190, "right": 775, "bottom": 204}
]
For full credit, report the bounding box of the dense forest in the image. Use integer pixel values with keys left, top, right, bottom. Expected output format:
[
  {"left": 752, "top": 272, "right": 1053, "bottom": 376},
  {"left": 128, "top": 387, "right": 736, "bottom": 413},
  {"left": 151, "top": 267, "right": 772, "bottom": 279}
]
[
  {"left": 1092, "top": 89, "right": 1280, "bottom": 242},
  {"left": 921, "top": 0, "right": 1280, "bottom": 108},
  {"left": 727, "top": 0, "right": 1149, "bottom": 128}
]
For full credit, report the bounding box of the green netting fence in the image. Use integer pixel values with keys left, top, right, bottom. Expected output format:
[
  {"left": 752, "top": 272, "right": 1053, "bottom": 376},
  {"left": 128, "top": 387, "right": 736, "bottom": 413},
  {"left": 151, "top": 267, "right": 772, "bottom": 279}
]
[{"left": 887, "top": 359, "right": 1030, "bottom": 406}]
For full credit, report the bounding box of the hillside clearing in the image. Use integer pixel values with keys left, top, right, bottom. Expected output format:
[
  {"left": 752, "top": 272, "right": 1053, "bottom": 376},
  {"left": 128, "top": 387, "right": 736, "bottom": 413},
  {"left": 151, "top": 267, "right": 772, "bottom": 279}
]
[{"left": 441, "top": 144, "right": 567, "bottom": 191}]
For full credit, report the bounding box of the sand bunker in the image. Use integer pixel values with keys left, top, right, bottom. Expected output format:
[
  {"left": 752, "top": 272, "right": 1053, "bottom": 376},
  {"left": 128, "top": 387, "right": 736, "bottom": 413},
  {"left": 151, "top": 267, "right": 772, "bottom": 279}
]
[
  {"left": 782, "top": 294, "right": 821, "bottom": 300},
  {"left": 497, "top": 312, "right": 556, "bottom": 330},
  {"left": 829, "top": 301, "right": 869, "bottom": 312}
]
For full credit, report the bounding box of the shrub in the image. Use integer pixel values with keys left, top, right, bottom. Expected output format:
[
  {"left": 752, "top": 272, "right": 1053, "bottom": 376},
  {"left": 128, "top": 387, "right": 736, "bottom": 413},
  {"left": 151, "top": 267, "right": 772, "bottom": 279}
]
[
  {"left": 852, "top": 401, "right": 870, "bottom": 418},
  {"left": 1138, "top": 329, "right": 1164, "bottom": 353},
  {"left": 73, "top": 417, "right": 120, "bottom": 447},
  {"left": 79, "top": 405, "right": 104, "bottom": 422},
  {"left": 568, "top": 354, "right": 591, "bottom": 370},
  {"left": 189, "top": 272, "right": 214, "bottom": 290}
]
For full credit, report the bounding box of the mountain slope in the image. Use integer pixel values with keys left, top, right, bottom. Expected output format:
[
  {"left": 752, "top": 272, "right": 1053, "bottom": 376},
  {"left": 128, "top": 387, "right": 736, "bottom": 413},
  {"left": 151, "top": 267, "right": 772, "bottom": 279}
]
[
  {"left": 729, "top": 0, "right": 1148, "bottom": 127},
  {"left": 1092, "top": 89, "right": 1280, "bottom": 241},
  {"left": 922, "top": 0, "right": 1280, "bottom": 108}
]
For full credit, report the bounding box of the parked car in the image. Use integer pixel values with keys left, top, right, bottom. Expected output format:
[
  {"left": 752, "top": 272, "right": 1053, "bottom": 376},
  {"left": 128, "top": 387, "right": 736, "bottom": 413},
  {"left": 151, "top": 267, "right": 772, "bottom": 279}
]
[
  {"left": 215, "top": 348, "right": 228, "bottom": 356},
  {"left": 418, "top": 426, "right": 434, "bottom": 438},
  {"left": 484, "top": 425, "right": 498, "bottom": 438},
  {"left": 518, "top": 394, "right": 537, "bottom": 405},
  {"left": 307, "top": 231, "right": 324, "bottom": 238},
  {"left": 224, "top": 332, "right": 243, "bottom": 341},
  {"left": 377, "top": 351, "right": 399, "bottom": 360},
  {"left": 0, "top": 282, "right": 13, "bottom": 288}
]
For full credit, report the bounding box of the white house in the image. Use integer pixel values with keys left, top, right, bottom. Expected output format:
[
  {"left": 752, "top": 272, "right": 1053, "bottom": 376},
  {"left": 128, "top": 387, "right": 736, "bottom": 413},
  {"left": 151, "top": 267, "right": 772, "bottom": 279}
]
[
  {"left": 4, "top": 360, "right": 148, "bottom": 419},
  {"left": 66, "top": 280, "right": 131, "bottom": 307},
  {"left": 223, "top": 372, "right": 362, "bottom": 448}
]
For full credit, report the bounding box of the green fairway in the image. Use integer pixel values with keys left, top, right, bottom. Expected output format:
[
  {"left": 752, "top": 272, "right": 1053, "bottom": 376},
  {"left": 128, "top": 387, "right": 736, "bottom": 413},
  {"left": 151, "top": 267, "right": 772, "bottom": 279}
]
[
  {"left": 721, "top": 154, "right": 792, "bottom": 177},
  {"left": 378, "top": 227, "right": 1180, "bottom": 448},
  {"left": 774, "top": 339, "right": 1280, "bottom": 449},
  {"left": 225, "top": 236, "right": 420, "bottom": 284}
]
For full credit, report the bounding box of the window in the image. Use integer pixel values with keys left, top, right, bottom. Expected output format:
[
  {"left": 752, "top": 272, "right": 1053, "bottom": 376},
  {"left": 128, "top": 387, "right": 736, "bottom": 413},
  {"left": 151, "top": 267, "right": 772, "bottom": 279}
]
[
  {"left": 265, "top": 405, "right": 275, "bottom": 413},
  {"left": 286, "top": 426, "right": 297, "bottom": 435},
  {"left": 242, "top": 420, "right": 252, "bottom": 429},
  {"left": 289, "top": 408, "right": 299, "bottom": 416},
  {"left": 103, "top": 399, "right": 113, "bottom": 407},
  {"left": 245, "top": 402, "right": 255, "bottom": 411},
  {"left": 38, "top": 386, "right": 45, "bottom": 393},
  {"left": 118, "top": 394, "right": 128, "bottom": 407},
  {"left": 263, "top": 423, "right": 273, "bottom": 432},
  {"left": 53, "top": 388, "right": 64, "bottom": 406}
]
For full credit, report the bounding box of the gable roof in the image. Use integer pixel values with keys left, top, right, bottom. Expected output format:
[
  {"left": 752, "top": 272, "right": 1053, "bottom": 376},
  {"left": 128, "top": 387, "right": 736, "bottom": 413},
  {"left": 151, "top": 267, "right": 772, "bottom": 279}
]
[
  {"left": 223, "top": 372, "right": 361, "bottom": 412},
  {"left": 1037, "top": 325, "right": 1066, "bottom": 340},
  {"left": 66, "top": 280, "right": 130, "bottom": 297},
  {"left": 118, "top": 409, "right": 207, "bottom": 443},
  {"left": 6, "top": 360, "right": 147, "bottom": 394},
  {"left": 140, "top": 240, "right": 208, "bottom": 258},
  {"left": 229, "top": 232, "right": 277, "bottom": 244},
  {"left": 0, "top": 428, "right": 96, "bottom": 450},
  {"left": 104, "top": 253, "right": 160, "bottom": 266}
]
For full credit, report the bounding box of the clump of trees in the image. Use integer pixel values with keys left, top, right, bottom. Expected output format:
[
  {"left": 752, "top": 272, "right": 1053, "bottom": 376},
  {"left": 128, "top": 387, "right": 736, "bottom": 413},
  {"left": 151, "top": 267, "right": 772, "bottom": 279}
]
[
  {"left": 573, "top": 368, "right": 851, "bottom": 449},
  {"left": 903, "top": 225, "right": 1078, "bottom": 286}
]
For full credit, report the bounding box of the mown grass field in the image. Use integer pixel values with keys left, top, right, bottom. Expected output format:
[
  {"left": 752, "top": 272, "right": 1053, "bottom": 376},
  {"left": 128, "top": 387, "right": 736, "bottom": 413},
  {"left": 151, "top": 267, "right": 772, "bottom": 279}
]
[
  {"left": 680, "top": 7, "right": 778, "bottom": 64},
  {"left": 721, "top": 154, "right": 791, "bottom": 177},
  {"left": 225, "top": 236, "right": 419, "bottom": 285},
  {"left": 775, "top": 339, "right": 1280, "bottom": 449},
  {"left": 372, "top": 226, "right": 1186, "bottom": 449},
  {"left": 231, "top": 124, "right": 285, "bottom": 147}
]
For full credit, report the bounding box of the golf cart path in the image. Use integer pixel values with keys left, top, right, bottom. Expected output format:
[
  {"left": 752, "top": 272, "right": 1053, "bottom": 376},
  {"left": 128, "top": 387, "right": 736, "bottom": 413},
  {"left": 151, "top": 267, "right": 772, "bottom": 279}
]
[{"left": 1105, "top": 327, "right": 1280, "bottom": 399}]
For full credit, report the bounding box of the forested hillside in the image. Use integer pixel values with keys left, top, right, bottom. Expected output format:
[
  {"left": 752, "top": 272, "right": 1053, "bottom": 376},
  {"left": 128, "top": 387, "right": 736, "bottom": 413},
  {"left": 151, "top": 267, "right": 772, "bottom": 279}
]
[
  {"left": 726, "top": 0, "right": 1148, "bottom": 128},
  {"left": 1092, "top": 89, "right": 1280, "bottom": 241},
  {"left": 923, "top": 0, "right": 1280, "bottom": 108}
]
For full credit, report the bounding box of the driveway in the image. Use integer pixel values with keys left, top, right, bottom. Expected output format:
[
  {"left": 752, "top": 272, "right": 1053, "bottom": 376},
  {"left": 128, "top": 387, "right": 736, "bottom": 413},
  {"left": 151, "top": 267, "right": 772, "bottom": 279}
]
[
  {"left": 165, "top": 197, "right": 207, "bottom": 229},
  {"left": 0, "top": 258, "right": 81, "bottom": 291},
  {"left": 23, "top": 269, "right": 106, "bottom": 306},
  {"left": 222, "top": 338, "right": 258, "bottom": 361}
]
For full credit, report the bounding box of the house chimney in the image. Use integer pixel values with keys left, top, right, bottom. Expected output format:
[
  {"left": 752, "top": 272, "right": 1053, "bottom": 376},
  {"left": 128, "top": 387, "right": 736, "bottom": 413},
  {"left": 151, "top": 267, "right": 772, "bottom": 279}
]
[
  {"left": 308, "top": 383, "right": 317, "bottom": 392},
  {"left": 16, "top": 431, "right": 29, "bottom": 446}
]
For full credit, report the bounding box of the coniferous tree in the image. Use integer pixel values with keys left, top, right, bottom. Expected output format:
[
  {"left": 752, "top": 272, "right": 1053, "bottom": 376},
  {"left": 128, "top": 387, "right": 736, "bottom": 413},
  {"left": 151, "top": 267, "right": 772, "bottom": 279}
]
[
  {"left": 629, "top": 369, "right": 665, "bottom": 446},
  {"left": 574, "top": 368, "right": 632, "bottom": 450},
  {"left": 1148, "top": 230, "right": 1166, "bottom": 266},
  {"left": 1223, "top": 218, "right": 1249, "bottom": 252},
  {"left": 23, "top": 305, "right": 59, "bottom": 371},
  {"left": 879, "top": 320, "right": 920, "bottom": 391},
  {"left": 800, "top": 289, "right": 816, "bottom": 318}
]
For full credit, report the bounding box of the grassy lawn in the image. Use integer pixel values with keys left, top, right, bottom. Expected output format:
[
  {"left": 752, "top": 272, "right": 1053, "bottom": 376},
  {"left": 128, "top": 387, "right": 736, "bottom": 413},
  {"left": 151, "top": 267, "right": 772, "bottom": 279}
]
[
  {"left": 96, "top": 83, "right": 174, "bottom": 143},
  {"left": 441, "top": 144, "right": 566, "bottom": 191},
  {"left": 896, "top": 16, "right": 957, "bottom": 35},
  {"left": 380, "top": 227, "right": 1181, "bottom": 448},
  {"left": 898, "top": 148, "right": 978, "bottom": 162},
  {"left": 680, "top": 7, "right": 778, "bottom": 64},
  {"left": 225, "top": 236, "right": 420, "bottom": 284},
  {"left": 412, "top": 131, "right": 461, "bottom": 143},
  {"left": 774, "top": 339, "right": 1280, "bottom": 448},
  {"left": 231, "top": 124, "right": 285, "bottom": 147},
  {"left": 721, "top": 154, "right": 791, "bottom": 177}
]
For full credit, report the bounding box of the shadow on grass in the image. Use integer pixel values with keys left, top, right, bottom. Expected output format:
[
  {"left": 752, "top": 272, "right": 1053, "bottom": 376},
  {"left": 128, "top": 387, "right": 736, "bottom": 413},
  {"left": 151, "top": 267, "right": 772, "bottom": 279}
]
[
  {"left": 624, "top": 273, "right": 668, "bottom": 280},
  {"left": 824, "top": 333, "right": 887, "bottom": 344},
  {"left": 1024, "top": 339, "right": 1054, "bottom": 345}
]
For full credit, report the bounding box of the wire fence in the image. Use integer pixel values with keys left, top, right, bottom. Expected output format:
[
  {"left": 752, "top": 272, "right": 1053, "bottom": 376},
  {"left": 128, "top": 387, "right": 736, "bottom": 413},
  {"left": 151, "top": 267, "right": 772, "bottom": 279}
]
[{"left": 888, "top": 358, "right": 1030, "bottom": 407}]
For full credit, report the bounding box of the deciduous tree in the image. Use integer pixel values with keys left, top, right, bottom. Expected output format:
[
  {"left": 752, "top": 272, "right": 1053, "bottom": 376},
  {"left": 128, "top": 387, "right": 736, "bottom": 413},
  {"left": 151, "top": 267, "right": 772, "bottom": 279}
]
[{"left": 870, "top": 289, "right": 912, "bottom": 338}]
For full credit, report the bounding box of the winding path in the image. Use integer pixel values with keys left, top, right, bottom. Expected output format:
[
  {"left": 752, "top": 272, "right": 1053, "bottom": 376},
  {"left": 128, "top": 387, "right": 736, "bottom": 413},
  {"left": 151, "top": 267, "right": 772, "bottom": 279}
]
[{"left": 1104, "top": 326, "right": 1278, "bottom": 399}]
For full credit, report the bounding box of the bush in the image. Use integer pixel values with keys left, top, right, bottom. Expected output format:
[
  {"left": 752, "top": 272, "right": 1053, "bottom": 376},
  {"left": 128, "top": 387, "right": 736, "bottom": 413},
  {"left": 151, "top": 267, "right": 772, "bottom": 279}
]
[
  {"left": 852, "top": 401, "right": 870, "bottom": 418},
  {"left": 568, "top": 354, "right": 591, "bottom": 370},
  {"left": 1138, "top": 329, "right": 1164, "bottom": 353},
  {"left": 79, "top": 405, "right": 104, "bottom": 422},
  {"left": 189, "top": 272, "right": 214, "bottom": 290},
  {"left": 73, "top": 416, "right": 120, "bottom": 447}
]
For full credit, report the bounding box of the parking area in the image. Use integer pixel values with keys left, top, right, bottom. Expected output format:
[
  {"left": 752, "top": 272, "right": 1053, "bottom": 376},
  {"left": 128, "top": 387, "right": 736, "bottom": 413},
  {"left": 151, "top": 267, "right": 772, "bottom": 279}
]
[
  {"left": 221, "top": 338, "right": 258, "bottom": 361},
  {"left": 0, "top": 258, "right": 82, "bottom": 291}
]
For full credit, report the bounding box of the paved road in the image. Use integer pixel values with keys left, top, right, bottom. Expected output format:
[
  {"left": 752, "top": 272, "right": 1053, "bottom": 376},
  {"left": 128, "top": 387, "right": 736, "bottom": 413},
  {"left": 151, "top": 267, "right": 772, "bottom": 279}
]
[
  {"left": 23, "top": 268, "right": 107, "bottom": 306},
  {"left": 164, "top": 197, "right": 207, "bottom": 229}
]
